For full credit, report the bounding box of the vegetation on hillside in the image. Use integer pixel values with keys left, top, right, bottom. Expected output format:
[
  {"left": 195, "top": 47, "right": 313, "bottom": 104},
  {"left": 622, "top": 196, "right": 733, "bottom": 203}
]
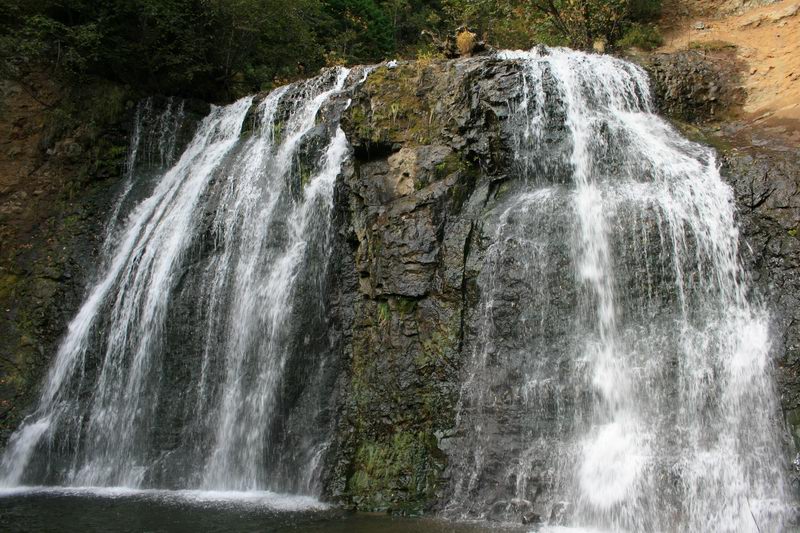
[
  {"left": 442, "top": 0, "right": 662, "bottom": 49},
  {"left": 0, "top": 0, "right": 661, "bottom": 102}
]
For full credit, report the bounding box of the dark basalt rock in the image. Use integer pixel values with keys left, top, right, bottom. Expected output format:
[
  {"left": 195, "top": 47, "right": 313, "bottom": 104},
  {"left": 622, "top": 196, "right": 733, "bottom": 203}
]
[{"left": 322, "top": 57, "right": 531, "bottom": 513}]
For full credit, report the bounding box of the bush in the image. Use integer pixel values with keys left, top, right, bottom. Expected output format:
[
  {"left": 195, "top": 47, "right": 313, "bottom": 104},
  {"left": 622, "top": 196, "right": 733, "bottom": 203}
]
[
  {"left": 442, "top": 0, "right": 663, "bottom": 51},
  {"left": 628, "top": 0, "right": 662, "bottom": 21},
  {"left": 618, "top": 22, "right": 663, "bottom": 50},
  {"left": 456, "top": 29, "right": 476, "bottom": 55}
]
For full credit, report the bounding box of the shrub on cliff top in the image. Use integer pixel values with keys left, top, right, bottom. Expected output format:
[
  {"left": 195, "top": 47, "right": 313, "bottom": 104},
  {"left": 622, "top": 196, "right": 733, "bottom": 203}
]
[
  {"left": 443, "top": 0, "right": 662, "bottom": 50},
  {"left": 618, "top": 22, "right": 663, "bottom": 50}
]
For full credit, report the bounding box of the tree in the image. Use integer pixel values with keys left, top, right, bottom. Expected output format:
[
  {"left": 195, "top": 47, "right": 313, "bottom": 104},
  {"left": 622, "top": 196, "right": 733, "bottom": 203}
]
[
  {"left": 0, "top": 0, "right": 331, "bottom": 101},
  {"left": 441, "top": 0, "right": 661, "bottom": 50},
  {"left": 0, "top": 0, "right": 663, "bottom": 103},
  {"left": 321, "top": 0, "right": 395, "bottom": 63}
]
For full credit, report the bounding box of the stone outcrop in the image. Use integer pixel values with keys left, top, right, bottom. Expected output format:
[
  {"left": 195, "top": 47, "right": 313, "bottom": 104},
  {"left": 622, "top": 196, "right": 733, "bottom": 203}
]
[
  {"left": 324, "top": 58, "right": 523, "bottom": 513},
  {"left": 723, "top": 147, "right": 800, "bottom": 451}
]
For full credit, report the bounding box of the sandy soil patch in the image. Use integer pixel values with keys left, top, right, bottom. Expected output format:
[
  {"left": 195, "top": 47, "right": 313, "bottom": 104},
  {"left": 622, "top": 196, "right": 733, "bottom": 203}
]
[{"left": 659, "top": 0, "right": 800, "bottom": 141}]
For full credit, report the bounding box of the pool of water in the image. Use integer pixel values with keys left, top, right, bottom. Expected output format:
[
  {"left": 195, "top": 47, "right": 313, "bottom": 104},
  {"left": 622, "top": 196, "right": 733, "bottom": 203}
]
[{"left": 0, "top": 487, "right": 521, "bottom": 533}]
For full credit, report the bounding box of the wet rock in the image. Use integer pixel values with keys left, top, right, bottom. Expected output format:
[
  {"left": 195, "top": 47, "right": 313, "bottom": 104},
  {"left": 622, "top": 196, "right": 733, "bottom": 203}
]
[
  {"left": 0, "top": 89, "right": 205, "bottom": 447},
  {"left": 641, "top": 47, "right": 800, "bottom": 467},
  {"left": 326, "top": 56, "right": 521, "bottom": 513},
  {"left": 720, "top": 147, "right": 800, "bottom": 453},
  {"left": 63, "top": 140, "right": 83, "bottom": 161}
]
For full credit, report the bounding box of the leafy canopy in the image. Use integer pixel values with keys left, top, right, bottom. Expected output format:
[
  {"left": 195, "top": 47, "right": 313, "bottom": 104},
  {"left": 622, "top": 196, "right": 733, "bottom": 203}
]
[{"left": 0, "top": 0, "right": 661, "bottom": 101}]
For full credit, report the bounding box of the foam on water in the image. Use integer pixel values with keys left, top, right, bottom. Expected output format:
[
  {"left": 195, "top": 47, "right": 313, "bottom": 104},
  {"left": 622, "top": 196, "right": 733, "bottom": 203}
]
[{"left": 0, "top": 485, "right": 329, "bottom": 511}]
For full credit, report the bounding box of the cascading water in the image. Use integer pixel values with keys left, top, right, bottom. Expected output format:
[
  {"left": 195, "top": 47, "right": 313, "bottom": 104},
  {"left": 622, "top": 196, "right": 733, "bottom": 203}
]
[
  {"left": 101, "top": 97, "right": 187, "bottom": 261},
  {"left": 0, "top": 67, "right": 361, "bottom": 495},
  {"left": 444, "top": 48, "right": 790, "bottom": 531},
  {"left": 0, "top": 44, "right": 792, "bottom": 530}
]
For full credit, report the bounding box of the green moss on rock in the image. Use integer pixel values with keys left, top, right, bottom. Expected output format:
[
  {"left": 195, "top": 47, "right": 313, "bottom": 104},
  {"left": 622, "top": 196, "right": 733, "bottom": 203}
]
[
  {"left": 343, "top": 61, "right": 448, "bottom": 149},
  {"left": 347, "top": 430, "right": 443, "bottom": 514}
]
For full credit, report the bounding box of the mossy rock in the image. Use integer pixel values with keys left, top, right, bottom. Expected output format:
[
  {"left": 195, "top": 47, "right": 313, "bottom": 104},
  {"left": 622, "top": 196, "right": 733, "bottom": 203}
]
[{"left": 347, "top": 430, "right": 443, "bottom": 514}]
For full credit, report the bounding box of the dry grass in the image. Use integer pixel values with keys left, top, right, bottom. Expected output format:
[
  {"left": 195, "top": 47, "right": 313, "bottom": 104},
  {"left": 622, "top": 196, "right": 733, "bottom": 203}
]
[
  {"left": 687, "top": 39, "right": 737, "bottom": 51},
  {"left": 456, "top": 30, "right": 476, "bottom": 57}
]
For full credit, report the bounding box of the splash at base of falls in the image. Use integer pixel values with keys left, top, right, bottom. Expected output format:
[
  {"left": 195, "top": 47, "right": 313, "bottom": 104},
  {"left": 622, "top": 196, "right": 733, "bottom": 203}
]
[
  {"left": 578, "top": 422, "right": 645, "bottom": 509},
  {"left": 0, "top": 485, "right": 330, "bottom": 511}
]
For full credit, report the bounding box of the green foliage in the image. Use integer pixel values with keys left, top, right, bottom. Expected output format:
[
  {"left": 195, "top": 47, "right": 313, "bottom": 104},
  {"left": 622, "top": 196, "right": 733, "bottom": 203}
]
[
  {"left": 348, "top": 431, "right": 441, "bottom": 513},
  {"left": 320, "top": 1, "right": 447, "bottom": 64},
  {"left": 627, "top": 0, "right": 662, "bottom": 21},
  {"left": 442, "top": 0, "right": 497, "bottom": 34},
  {"left": 0, "top": 0, "right": 453, "bottom": 100},
  {"left": 322, "top": 0, "right": 395, "bottom": 63},
  {"left": 442, "top": 0, "right": 662, "bottom": 50},
  {"left": 0, "top": 0, "right": 665, "bottom": 101},
  {"left": 617, "top": 22, "right": 663, "bottom": 50},
  {"left": 382, "top": 0, "right": 444, "bottom": 56},
  {"left": 395, "top": 297, "right": 416, "bottom": 315},
  {"left": 377, "top": 300, "right": 390, "bottom": 323},
  {"left": 0, "top": 0, "right": 327, "bottom": 100}
]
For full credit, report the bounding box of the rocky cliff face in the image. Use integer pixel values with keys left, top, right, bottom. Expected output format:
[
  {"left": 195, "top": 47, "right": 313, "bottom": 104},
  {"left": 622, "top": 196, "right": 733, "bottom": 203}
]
[
  {"left": 1, "top": 51, "right": 798, "bottom": 516},
  {"left": 0, "top": 77, "right": 129, "bottom": 443},
  {"left": 323, "top": 54, "right": 800, "bottom": 514},
  {"left": 724, "top": 148, "right": 800, "bottom": 450},
  {"left": 0, "top": 80, "right": 207, "bottom": 447},
  {"left": 324, "top": 58, "right": 523, "bottom": 512}
]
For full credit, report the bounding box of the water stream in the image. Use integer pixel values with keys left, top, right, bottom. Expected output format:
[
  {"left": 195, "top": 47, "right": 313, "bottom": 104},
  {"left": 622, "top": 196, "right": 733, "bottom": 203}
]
[
  {"left": 0, "top": 67, "right": 361, "bottom": 496},
  {"left": 444, "top": 48, "right": 789, "bottom": 532}
]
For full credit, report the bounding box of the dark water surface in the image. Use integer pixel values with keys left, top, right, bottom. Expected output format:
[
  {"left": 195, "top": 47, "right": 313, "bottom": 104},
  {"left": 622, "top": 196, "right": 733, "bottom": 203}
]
[{"left": 0, "top": 488, "right": 516, "bottom": 533}]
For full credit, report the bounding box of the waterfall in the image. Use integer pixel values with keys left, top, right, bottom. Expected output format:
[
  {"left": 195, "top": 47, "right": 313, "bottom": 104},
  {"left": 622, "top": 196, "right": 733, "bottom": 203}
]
[
  {"left": 101, "top": 97, "right": 187, "bottom": 263},
  {"left": 0, "top": 45, "right": 791, "bottom": 527},
  {"left": 0, "top": 67, "right": 360, "bottom": 495},
  {"left": 444, "top": 48, "right": 789, "bottom": 531}
]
